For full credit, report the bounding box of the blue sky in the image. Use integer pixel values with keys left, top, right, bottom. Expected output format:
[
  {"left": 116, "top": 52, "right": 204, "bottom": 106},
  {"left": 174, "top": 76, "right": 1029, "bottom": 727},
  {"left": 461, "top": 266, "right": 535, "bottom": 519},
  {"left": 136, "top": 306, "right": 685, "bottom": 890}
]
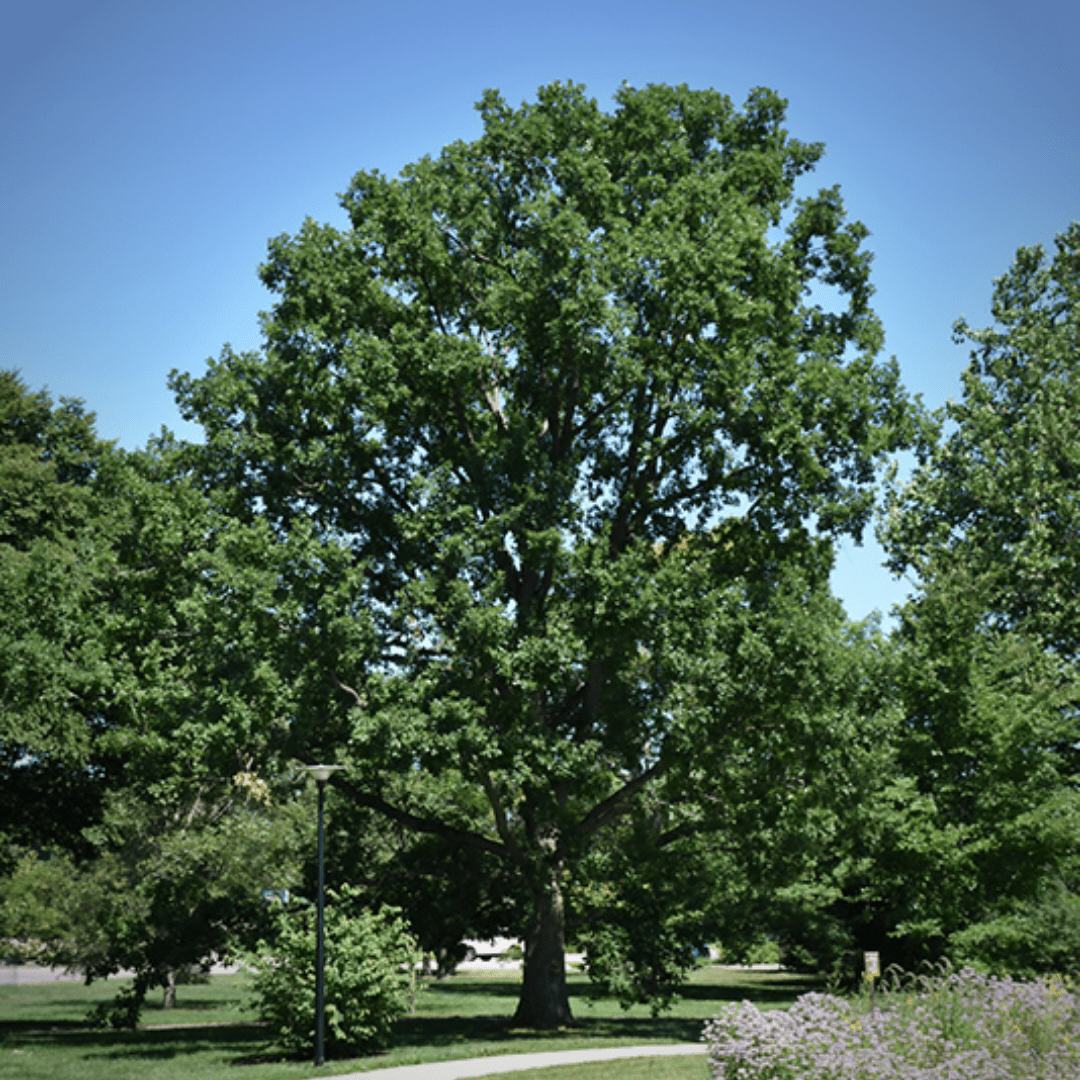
[{"left": 2, "top": 0, "right": 1077, "bottom": 623}]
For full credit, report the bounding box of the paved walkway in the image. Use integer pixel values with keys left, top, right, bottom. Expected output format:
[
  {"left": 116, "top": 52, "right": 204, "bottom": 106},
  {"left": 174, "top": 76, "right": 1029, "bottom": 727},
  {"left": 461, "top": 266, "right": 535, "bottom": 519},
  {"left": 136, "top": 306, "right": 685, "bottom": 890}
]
[
  {"left": 0, "top": 961, "right": 241, "bottom": 985},
  {"left": 315, "top": 1044, "right": 707, "bottom": 1079}
]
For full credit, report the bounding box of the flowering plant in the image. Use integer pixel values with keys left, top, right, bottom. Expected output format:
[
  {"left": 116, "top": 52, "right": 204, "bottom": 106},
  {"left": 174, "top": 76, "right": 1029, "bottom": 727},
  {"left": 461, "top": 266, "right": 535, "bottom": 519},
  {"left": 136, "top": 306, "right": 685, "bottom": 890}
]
[{"left": 704, "top": 965, "right": 1080, "bottom": 1079}]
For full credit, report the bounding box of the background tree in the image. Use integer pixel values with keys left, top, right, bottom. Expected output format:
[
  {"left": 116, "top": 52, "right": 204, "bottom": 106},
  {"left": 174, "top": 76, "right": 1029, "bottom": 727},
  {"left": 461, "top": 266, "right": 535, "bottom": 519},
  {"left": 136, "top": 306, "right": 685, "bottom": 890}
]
[
  {"left": 0, "top": 374, "right": 325, "bottom": 1016},
  {"left": 883, "top": 223, "right": 1080, "bottom": 654},
  {"left": 756, "top": 587, "right": 1080, "bottom": 979},
  {"left": 882, "top": 585, "right": 1080, "bottom": 974},
  {"left": 876, "top": 223, "right": 1080, "bottom": 974},
  {"left": 48, "top": 777, "right": 307, "bottom": 1026},
  {"left": 621, "top": 591, "right": 904, "bottom": 985},
  {"left": 171, "top": 81, "right": 923, "bottom": 1026},
  {"left": 0, "top": 371, "right": 117, "bottom": 869}
]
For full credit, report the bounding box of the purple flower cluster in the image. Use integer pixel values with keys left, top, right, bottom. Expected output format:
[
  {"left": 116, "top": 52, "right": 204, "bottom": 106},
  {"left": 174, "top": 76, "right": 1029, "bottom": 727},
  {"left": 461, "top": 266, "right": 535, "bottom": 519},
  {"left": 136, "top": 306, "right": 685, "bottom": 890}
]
[{"left": 703, "top": 967, "right": 1080, "bottom": 1079}]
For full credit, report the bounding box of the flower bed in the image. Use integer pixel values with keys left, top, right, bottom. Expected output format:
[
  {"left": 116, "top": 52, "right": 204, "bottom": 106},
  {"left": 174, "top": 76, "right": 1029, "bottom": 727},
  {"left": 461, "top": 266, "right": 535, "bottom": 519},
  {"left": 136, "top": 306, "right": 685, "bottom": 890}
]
[{"left": 703, "top": 966, "right": 1080, "bottom": 1079}]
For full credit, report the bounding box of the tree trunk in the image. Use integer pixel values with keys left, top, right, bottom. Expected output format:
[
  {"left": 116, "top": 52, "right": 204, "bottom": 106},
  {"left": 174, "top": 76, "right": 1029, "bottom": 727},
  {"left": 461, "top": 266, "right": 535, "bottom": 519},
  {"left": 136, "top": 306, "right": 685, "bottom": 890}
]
[
  {"left": 512, "top": 866, "right": 572, "bottom": 1028},
  {"left": 163, "top": 968, "right": 178, "bottom": 1009}
]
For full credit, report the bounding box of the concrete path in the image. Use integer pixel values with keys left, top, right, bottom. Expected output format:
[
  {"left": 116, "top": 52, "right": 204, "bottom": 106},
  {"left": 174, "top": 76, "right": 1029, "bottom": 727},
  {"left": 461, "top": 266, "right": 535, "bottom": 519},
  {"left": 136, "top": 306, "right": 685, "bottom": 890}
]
[
  {"left": 0, "top": 961, "right": 241, "bottom": 985},
  {"left": 316, "top": 1044, "right": 707, "bottom": 1079}
]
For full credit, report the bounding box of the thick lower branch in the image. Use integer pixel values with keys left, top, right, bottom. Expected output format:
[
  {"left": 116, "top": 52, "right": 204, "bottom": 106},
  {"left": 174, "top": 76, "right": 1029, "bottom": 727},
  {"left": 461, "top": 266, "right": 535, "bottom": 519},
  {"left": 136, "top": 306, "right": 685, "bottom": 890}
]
[{"left": 330, "top": 774, "right": 509, "bottom": 859}]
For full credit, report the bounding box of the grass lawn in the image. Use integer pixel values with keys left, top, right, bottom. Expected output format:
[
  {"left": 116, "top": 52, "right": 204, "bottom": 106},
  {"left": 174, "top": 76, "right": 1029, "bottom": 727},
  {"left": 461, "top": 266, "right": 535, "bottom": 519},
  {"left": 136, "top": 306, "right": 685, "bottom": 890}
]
[
  {"left": 460, "top": 1056, "right": 711, "bottom": 1080},
  {"left": 0, "top": 966, "right": 819, "bottom": 1080}
]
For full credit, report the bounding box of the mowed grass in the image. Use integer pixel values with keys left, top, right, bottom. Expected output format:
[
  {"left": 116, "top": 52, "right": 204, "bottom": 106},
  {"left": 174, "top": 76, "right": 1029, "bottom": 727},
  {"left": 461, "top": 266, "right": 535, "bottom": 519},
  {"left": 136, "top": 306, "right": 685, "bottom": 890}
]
[{"left": 0, "top": 965, "right": 818, "bottom": 1080}]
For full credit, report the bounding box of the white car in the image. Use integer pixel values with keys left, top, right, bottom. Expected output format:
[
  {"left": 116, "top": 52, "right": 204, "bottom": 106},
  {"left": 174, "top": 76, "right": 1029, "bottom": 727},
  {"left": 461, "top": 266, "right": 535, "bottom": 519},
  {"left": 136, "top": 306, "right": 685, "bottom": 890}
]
[{"left": 462, "top": 937, "right": 520, "bottom": 961}]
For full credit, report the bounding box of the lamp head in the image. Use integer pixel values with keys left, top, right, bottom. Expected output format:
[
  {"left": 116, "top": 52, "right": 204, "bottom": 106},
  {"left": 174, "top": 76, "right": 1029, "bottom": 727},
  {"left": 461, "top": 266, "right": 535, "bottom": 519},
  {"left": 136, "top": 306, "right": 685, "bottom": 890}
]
[{"left": 300, "top": 764, "right": 347, "bottom": 784}]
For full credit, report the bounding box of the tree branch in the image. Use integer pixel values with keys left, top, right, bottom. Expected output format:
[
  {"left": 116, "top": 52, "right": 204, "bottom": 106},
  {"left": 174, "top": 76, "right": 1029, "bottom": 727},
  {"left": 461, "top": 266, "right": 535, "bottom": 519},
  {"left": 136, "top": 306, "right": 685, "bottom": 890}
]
[
  {"left": 576, "top": 760, "right": 667, "bottom": 838},
  {"left": 332, "top": 774, "right": 510, "bottom": 859},
  {"left": 477, "top": 767, "right": 525, "bottom": 861},
  {"left": 326, "top": 670, "right": 365, "bottom": 709},
  {"left": 656, "top": 821, "right": 697, "bottom": 848}
]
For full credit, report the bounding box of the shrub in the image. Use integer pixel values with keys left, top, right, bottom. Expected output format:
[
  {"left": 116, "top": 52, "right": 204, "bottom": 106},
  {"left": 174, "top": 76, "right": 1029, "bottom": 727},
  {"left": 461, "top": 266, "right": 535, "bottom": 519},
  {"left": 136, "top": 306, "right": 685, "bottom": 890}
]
[
  {"left": 703, "top": 964, "right": 1080, "bottom": 1079},
  {"left": 248, "top": 885, "right": 420, "bottom": 1055}
]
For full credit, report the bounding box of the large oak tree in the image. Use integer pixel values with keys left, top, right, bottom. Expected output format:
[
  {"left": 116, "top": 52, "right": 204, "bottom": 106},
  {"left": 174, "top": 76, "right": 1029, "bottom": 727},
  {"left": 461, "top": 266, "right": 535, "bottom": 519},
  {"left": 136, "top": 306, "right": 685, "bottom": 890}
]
[{"left": 172, "top": 82, "right": 922, "bottom": 1026}]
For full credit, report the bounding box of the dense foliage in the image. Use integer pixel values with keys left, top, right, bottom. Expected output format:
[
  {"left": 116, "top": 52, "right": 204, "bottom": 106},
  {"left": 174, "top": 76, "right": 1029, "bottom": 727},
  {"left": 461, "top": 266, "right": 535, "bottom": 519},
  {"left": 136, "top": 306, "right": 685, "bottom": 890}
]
[
  {"left": 0, "top": 371, "right": 118, "bottom": 868},
  {"left": 883, "top": 223, "right": 1080, "bottom": 655},
  {"left": 721, "top": 226, "right": 1080, "bottom": 981},
  {"left": 0, "top": 371, "right": 321, "bottom": 1020}
]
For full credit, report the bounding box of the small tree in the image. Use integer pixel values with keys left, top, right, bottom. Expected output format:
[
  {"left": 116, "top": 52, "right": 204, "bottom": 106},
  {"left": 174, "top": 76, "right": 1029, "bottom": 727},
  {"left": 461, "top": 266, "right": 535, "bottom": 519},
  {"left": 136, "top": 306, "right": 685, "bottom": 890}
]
[
  {"left": 248, "top": 886, "right": 419, "bottom": 1055},
  {"left": 26, "top": 777, "right": 309, "bottom": 1028}
]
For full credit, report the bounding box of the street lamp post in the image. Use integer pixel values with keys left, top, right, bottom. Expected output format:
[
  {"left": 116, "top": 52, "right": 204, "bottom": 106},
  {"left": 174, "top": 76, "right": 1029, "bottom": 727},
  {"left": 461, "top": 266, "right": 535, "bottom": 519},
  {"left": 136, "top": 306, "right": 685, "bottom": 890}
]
[{"left": 300, "top": 764, "right": 346, "bottom": 1067}]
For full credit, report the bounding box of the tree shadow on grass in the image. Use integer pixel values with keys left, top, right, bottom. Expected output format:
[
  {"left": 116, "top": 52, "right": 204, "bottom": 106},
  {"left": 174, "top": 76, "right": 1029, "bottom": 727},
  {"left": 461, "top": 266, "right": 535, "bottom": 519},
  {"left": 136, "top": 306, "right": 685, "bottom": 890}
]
[
  {"left": 389, "top": 972, "right": 824, "bottom": 1051},
  {"left": 0, "top": 1018, "right": 88, "bottom": 1033},
  {"left": 675, "top": 974, "right": 823, "bottom": 1006},
  {"left": 140, "top": 995, "right": 240, "bottom": 1014},
  {"left": 391, "top": 1012, "right": 706, "bottom": 1049},
  {"left": 0, "top": 1022, "right": 269, "bottom": 1062},
  {"left": 423, "top": 979, "right": 523, "bottom": 998},
  {"left": 419, "top": 972, "right": 821, "bottom": 1008}
]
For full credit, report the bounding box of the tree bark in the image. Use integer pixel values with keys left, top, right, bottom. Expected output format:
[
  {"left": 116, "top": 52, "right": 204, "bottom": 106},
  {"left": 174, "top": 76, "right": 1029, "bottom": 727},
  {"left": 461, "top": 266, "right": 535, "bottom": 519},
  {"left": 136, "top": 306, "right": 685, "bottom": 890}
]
[
  {"left": 163, "top": 968, "right": 178, "bottom": 1009},
  {"left": 512, "top": 865, "right": 573, "bottom": 1028}
]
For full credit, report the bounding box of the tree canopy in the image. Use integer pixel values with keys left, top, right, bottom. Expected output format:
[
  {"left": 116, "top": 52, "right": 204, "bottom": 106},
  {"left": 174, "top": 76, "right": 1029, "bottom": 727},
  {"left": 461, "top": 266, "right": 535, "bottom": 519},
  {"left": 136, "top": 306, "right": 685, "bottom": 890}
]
[
  {"left": 172, "top": 81, "right": 923, "bottom": 1026},
  {"left": 883, "top": 223, "right": 1080, "bottom": 656}
]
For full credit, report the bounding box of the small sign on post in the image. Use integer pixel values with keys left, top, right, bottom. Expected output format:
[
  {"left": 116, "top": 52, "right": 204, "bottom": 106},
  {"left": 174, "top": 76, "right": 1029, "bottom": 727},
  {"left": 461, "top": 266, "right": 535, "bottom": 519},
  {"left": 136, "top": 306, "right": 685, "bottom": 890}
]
[{"left": 864, "top": 951, "right": 880, "bottom": 1010}]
